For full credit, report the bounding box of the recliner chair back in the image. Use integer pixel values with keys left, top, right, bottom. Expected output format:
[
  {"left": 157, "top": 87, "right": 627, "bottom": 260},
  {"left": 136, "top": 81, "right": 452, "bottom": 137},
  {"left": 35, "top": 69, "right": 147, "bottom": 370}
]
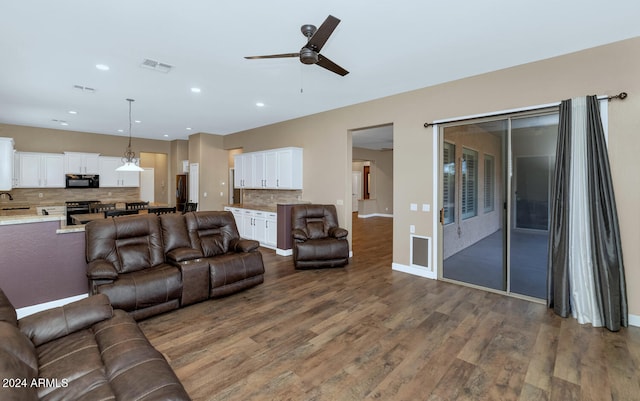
[
  {"left": 185, "top": 211, "right": 240, "bottom": 257},
  {"left": 292, "top": 204, "right": 341, "bottom": 239},
  {"left": 86, "top": 213, "right": 165, "bottom": 273}
]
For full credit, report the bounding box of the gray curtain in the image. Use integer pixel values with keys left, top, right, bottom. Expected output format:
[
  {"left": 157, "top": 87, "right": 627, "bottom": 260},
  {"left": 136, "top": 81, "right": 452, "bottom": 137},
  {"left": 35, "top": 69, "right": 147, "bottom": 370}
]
[{"left": 547, "top": 95, "right": 628, "bottom": 332}]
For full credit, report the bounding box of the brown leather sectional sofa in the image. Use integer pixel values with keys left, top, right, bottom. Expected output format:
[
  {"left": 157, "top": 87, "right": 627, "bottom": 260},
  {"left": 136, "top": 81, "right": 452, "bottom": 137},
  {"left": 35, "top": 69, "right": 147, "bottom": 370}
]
[
  {"left": 85, "top": 211, "right": 265, "bottom": 320},
  {"left": 0, "top": 287, "right": 191, "bottom": 400}
]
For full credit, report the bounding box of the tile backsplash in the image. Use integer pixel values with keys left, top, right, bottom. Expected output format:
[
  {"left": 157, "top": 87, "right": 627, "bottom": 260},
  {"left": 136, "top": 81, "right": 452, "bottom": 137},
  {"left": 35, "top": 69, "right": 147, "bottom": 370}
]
[
  {"left": 241, "top": 189, "right": 303, "bottom": 208},
  {"left": 0, "top": 187, "right": 141, "bottom": 207}
]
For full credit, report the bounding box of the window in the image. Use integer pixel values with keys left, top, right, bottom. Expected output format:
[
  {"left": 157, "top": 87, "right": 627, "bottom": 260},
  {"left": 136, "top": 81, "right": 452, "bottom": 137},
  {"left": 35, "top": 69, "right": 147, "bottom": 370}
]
[
  {"left": 442, "top": 142, "right": 455, "bottom": 224},
  {"left": 461, "top": 148, "right": 477, "bottom": 220},
  {"left": 484, "top": 154, "right": 495, "bottom": 213}
]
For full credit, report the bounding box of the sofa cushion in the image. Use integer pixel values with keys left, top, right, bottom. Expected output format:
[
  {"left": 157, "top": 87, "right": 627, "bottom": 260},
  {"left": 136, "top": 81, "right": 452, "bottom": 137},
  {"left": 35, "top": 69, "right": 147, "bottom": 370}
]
[
  {"left": 19, "top": 294, "right": 112, "bottom": 347},
  {"left": 208, "top": 251, "right": 265, "bottom": 290},
  {"left": 35, "top": 327, "right": 112, "bottom": 401},
  {"left": 93, "top": 310, "right": 191, "bottom": 400},
  {"left": 95, "top": 264, "right": 182, "bottom": 313},
  {"left": 0, "top": 286, "right": 18, "bottom": 326},
  {"left": 0, "top": 348, "right": 38, "bottom": 401}
]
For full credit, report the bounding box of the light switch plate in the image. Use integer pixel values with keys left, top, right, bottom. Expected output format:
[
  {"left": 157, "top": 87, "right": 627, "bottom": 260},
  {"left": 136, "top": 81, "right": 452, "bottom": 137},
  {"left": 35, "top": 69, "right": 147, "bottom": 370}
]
[
  {"left": 422, "top": 204, "right": 430, "bottom": 212},
  {"left": 410, "top": 203, "right": 418, "bottom": 211}
]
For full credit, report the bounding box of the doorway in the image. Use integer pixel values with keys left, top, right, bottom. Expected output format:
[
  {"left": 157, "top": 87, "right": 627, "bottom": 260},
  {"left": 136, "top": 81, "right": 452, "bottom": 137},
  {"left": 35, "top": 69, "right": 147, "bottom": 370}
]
[{"left": 439, "top": 111, "right": 558, "bottom": 299}]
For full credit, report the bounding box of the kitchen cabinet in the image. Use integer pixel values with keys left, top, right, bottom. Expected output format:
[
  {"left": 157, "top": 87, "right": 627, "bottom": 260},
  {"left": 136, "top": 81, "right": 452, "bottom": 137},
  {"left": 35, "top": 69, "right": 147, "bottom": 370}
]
[
  {"left": 0, "top": 137, "right": 14, "bottom": 190},
  {"left": 98, "top": 156, "right": 140, "bottom": 187},
  {"left": 233, "top": 153, "right": 254, "bottom": 188},
  {"left": 64, "top": 152, "right": 100, "bottom": 174},
  {"left": 233, "top": 147, "right": 302, "bottom": 190},
  {"left": 224, "top": 206, "right": 277, "bottom": 249},
  {"left": 15, "top": 152, "right": 65, "bottom": 188}
]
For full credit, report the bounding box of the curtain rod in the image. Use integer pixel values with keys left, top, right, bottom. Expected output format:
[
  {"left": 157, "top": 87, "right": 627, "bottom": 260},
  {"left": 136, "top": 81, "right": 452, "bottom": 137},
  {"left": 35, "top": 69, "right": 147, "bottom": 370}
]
[{"left": 423, "top": 92, "right": 628, "bottom": 128}]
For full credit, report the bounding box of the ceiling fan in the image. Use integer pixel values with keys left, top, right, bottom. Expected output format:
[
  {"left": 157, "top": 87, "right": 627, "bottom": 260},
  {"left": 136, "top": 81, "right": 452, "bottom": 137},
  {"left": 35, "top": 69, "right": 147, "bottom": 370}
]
[{"left": 245, "top": 15, "right": 349, "bottom": 76}]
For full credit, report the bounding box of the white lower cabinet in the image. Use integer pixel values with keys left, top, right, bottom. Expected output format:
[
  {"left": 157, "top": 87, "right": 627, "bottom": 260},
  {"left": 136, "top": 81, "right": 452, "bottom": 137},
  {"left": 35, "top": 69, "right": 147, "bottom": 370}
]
[{"left": 225, "top": 207, "right": 276, "bottom": 249}]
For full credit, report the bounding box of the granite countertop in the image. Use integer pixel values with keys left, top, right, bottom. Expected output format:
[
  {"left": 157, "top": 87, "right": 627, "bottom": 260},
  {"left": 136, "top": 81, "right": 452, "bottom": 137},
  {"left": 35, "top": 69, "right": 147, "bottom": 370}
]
[
  {"left": 0, "top": 214, "right": 65, "bottom": 226},
  {"left": 225, "top": 201, "right": 311, "bottom": 213}
]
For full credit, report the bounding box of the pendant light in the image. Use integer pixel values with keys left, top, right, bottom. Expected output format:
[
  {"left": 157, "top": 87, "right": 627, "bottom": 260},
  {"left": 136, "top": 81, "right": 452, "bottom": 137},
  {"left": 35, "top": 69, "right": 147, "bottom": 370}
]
[{"left": 115, "top": 98, "right": 144, "bottom": 172}]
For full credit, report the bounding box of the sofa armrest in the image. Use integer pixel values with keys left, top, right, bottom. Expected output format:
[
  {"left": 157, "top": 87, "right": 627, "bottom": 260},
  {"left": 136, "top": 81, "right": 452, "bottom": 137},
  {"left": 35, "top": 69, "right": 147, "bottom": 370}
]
[
  {"left": 87, "top": 259, "right": 118, "bottom": 280},
  {"left": 329, "top": 227, "right": 349, "bottom": 239},
  {"left": 19, "top": 294, "right": 113, "bottom": 347},
  {"left": 232, "top": 238, "right": 260, "bottom": 252},
  {"left": 292, "top": 228, "right": 308, "bottom": 241},
  {"left": 166, "top": 247, "right": 203, "bottom": 263}
]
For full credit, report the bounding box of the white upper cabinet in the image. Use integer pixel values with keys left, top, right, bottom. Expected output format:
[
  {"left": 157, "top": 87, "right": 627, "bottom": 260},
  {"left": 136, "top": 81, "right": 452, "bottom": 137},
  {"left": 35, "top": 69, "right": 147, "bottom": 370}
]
[
  {"left": 64, "top": 152, "right": 100, "bottom": 174},
  {"left": 98, "top": 156, "right": 140, "bottom": 187},
  {"left": 0, "top": 137, "right": 14, "bottom": 190},
  {"left": 15, "top": 152, "right": 65, "bottom": 188},
  {"left": 234, "top": 147, "right": 302, "bottom": 190}
]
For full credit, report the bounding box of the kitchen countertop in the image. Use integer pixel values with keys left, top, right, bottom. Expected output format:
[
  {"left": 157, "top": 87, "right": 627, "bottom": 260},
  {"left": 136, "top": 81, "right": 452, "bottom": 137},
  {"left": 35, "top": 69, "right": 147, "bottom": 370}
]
[
  {"left": 225, "top": 201, "right": 311, "bottom": 213},
  {"left": 0, "top": 214, "right": 65, "bottom": 226}
]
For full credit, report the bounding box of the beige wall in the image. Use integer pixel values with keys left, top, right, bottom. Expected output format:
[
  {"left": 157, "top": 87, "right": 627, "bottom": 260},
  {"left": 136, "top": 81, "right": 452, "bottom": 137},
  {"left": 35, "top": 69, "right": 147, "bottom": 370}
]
[
  {"left": 188, "top": 133, "right": 229, "bottom": 211},
  {"left": 219, "top": 37, "right": 640, "bottom": 317},
  {"left": 352, "top": 147, "right": 394, "bottom": 216}
]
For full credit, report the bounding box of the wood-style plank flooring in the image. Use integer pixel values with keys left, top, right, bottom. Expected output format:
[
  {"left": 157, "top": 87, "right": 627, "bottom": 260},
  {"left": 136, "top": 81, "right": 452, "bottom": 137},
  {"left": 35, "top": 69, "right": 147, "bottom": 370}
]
[{"left": 140, "top": 215, "right": 640, "bottom": 401}]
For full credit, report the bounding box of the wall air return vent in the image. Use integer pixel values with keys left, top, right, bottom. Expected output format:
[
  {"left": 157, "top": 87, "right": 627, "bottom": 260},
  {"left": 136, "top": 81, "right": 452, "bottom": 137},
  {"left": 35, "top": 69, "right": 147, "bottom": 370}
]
[
  {"left": 140, "top": 58, "right": 173, "bottom": 73},
  {"left": 73, "top": 85, "right": 96, "bottom": 93}
]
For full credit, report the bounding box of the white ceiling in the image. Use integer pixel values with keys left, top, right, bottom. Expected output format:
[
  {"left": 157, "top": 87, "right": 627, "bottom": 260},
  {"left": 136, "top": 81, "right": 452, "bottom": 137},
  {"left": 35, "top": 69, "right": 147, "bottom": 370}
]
[{"left": 0, "top": 1, "right": 638, "bottom": 141}]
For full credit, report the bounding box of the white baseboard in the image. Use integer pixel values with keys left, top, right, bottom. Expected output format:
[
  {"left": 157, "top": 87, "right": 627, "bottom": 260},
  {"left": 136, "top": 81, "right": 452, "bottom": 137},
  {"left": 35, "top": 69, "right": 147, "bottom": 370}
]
[
  {"left": 357, "top": 213, "right": 393, "bottom": 219},
  {"left": 276, "top": 248, "right": 292, "bottom": 256},
  {"left": 16, "top": 293, "right": 88, "bottom": 319},
  {"left": 629, "top": 314, "right": 640, "bottom": 328},
  {"left": 392, "top": 262, "right": 436, "bottom": 279}
]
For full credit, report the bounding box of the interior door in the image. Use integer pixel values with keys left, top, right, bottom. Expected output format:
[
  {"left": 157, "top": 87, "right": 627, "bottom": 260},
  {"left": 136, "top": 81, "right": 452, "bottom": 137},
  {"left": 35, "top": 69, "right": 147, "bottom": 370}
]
[{"left": 352, "top": 171, "right": 362, "bottom": 212}]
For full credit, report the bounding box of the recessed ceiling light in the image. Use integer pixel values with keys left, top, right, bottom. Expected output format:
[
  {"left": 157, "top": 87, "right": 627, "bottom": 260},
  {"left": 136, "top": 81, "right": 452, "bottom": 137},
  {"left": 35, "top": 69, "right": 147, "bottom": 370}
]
[
  {"left": 186, "top": 127, "right": 192, "bottom": 131},
  {"left": 117, "top": 129, "right": 124, "bottom": 133},
  {"left": 135, "top": 120, "right": 141, "bottom": 124},
  {"left": 68, "top": 110, "right": 77, "bottom": 114},
  {"left": 190, "top": 87, "right": 201, "bottom": 93},
  {"left": 60, "top": 122, "right": 69, "bottom": 126},
  {"left": 163, "top": 134, "right": 169, "bottom": 137},
  {"left": 96, "top": 64, "right": 110, "bottom": 71}
]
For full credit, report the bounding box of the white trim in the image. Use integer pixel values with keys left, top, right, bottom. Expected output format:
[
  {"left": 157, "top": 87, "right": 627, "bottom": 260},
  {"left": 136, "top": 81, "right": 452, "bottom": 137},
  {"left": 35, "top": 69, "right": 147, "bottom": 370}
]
[
  {"left": 16, "top": 293, "right": 88, "bottom": 319},
  {"left": 276, "top": 248, "right": 293, "bottom": 256},
  {"left": 392, "top": 262, "right": 436, "bottom": 279},
  {"left": 432, "top": 124, "right": 440, "bottom": 279},
  {"left": 357, "top": 213, "right": 393, "bottom": 219},
  {"left": 629, "top": 314, "right": 640, "bottom": 328},
  {"left": 432, "top": 102, "right": 560, "bottom": 126}
]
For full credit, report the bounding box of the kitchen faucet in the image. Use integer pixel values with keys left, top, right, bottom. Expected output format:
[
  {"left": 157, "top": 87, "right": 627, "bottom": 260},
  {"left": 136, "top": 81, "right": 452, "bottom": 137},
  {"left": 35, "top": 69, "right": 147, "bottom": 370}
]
[{"left": 0, "top": 192, "right": 13, "bottom": 200}]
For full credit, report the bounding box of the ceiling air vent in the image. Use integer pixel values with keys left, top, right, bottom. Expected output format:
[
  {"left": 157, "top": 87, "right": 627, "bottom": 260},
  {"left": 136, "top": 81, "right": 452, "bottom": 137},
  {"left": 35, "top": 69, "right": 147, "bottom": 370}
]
[
  {"left": 140, "top": 58, "right": 173, "bottom": 73},
  {"left": 73, "top": 85, "right": 96, "bottom": 93}
]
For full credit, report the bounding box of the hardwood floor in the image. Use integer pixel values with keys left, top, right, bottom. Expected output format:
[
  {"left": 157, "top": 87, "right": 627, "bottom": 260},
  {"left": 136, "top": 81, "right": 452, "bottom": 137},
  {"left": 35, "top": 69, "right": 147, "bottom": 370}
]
[{"left": 140, "top": 216, "right": 640, "bottom": 401}]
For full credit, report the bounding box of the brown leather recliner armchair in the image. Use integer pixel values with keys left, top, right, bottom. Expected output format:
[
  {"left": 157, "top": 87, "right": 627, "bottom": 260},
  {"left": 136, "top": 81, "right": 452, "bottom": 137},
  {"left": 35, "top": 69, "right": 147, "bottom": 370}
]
[
  {"left": 85, "top": 213, "right": 182, "bottom": 320},
  {"left": 291, "top": 204, "right": 349, "bottom": 269}
]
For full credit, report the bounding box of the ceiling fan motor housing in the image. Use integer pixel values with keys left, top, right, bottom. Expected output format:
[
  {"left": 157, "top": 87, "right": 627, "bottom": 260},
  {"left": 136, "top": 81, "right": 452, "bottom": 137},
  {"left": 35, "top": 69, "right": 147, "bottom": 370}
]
[{"left": 299, "top": 47, "right": 318, "bottom": 64}]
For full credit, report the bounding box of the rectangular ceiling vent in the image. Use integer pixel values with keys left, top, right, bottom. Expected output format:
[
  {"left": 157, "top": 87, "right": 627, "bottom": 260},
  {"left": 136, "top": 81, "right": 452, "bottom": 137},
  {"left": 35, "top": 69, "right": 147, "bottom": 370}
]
[
  {"left": 73, "top": 85, "right": 96, "bottom": 93},
  {"left": 140, "top": 58, "right": 173, "bottom": 73}
]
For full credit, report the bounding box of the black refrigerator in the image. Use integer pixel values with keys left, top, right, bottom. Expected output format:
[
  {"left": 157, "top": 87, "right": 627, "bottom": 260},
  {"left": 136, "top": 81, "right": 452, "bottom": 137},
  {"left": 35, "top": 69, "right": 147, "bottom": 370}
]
[{"left": 176, "top": 174, "right": 188, "bottom": 212}]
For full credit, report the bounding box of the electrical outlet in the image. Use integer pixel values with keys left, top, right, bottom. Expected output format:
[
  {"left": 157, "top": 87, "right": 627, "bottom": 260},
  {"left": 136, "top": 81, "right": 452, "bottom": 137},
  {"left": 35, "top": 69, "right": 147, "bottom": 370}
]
[{"left": 410, "top": 225, "right": 415, "bottom": 233}]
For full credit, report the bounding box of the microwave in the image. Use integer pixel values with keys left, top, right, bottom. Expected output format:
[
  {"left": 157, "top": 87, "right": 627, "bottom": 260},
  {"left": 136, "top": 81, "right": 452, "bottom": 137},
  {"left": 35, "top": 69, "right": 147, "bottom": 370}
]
[{"left": 65, "top": 174, "right": 99, "bottom": 188}]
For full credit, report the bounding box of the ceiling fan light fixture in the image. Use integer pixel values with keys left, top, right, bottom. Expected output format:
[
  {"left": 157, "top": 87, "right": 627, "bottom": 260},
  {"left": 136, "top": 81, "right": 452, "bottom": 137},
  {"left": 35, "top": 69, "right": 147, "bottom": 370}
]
[
  {"left": 115, "top": 98, "right": 144, "bottom": 172},
  {"left": 299, "top": 48, "right": 318, "bottom": 64}
]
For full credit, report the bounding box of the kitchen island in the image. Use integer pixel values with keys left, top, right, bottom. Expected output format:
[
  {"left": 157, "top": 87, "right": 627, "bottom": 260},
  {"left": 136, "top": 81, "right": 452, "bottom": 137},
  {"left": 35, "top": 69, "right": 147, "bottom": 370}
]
[{"left": 0, "top": 214, "right": 88, "bottom": 311}]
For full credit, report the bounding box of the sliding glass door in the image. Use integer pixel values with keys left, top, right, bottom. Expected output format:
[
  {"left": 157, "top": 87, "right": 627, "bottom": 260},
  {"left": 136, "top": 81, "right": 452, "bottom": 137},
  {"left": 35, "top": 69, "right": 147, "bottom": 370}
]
[{"left": 440, "top": 111, "right": 558, "bottom": 299}]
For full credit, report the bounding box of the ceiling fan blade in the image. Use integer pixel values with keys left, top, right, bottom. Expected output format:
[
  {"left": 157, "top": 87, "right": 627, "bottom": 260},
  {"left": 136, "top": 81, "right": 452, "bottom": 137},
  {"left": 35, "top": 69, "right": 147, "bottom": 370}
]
[
  {"left": 244, "top": 53, "right": 300, "bottom": 59},
  {"left": 306, "top": 15, "right": 340, "bottom": 52},
  {"left": 316, "top": 54, "right": 349, "bottom": 76}
]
